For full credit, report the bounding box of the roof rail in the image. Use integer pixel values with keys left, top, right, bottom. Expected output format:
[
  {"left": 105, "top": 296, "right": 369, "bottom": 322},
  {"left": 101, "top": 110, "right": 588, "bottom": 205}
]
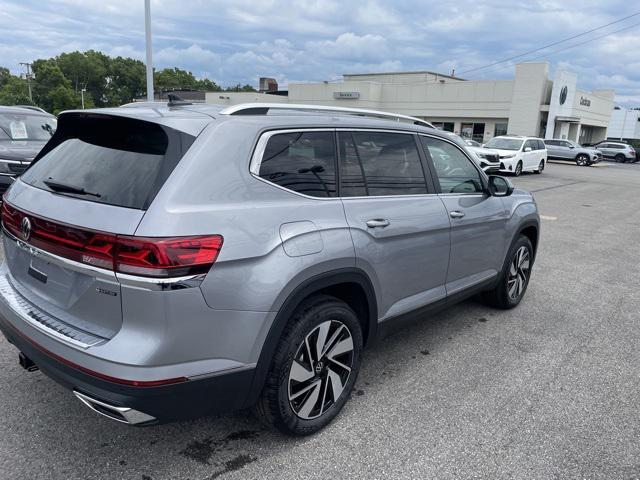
[{"left": 218, "top": 103, "right": 434, "bottom": 129}]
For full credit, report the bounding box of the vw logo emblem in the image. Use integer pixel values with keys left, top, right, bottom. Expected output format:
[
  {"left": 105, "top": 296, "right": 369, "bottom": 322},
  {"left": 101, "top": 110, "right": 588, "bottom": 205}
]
[
  {"left": 21, "top": 217, "right": 32, "bottom": 241},
  {"left": 559, "top": 85, "right": 568, "bottom": 105}
]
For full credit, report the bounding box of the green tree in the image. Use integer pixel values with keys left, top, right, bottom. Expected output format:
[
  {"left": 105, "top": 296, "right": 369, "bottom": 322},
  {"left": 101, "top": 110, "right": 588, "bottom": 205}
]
[
  {"left": 155, "top": 67, "right": 197, "bottom": 91},
  {"left": 224, "top": 83, "right": 256, "bottom": 92},
  {"left": 49, "top": 85, "right": 80, "bottom": 113},
  {"left": 56, "top": 50, "right": 109, "bottom": 107},
  {"left": 0, "top": 75, "right": 32, "bottom": 105},
  {"left": 196, "top": 78, "right": 221, "bottom": 91},
  {"left": 105, "top": 56, "right": 146, "bottom": 105},
  {"left": 0, "top": 67, "right": 11, "bottom": 89}
]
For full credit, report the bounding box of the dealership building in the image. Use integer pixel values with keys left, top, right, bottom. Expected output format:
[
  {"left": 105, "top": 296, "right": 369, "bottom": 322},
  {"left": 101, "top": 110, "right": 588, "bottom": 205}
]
[{"left": 207, "top": 61, "right": 615, "bottom": 144}]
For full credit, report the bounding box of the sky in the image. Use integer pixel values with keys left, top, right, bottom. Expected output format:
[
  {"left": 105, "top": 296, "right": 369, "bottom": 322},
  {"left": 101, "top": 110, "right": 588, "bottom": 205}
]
[{"left": 1, "top": 0, "right": 640, "bottom": 106}]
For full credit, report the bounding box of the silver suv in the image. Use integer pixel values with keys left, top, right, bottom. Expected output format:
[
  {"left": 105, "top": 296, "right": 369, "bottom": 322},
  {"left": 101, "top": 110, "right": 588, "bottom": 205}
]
[
  {"left": 592, "top": 141, "right": 637, "bottom": 163},
  {"left": 544, "top": 139, "right": 602, "bottom": 166},
  {"left": 0, "top": 103, "right": 540, "bottom": 435}
]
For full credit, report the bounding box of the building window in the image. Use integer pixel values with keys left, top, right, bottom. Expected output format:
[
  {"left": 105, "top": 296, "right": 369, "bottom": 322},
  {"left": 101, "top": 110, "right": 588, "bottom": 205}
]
[
  {"left": 432, "top": 122, "right": 454, "bottom": 132},
  {"left": 461, "top": 123, "right": 485, "bottom": 143},
  {"left": 494, "top": 122, "right": 508, "bottom": 137}
]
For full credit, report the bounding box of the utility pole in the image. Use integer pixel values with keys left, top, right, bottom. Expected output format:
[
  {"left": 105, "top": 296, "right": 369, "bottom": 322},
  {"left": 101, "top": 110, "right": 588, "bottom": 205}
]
[
  {"left": 81, "top": 88, "right": 86, "bottom": 109},
  {"left": 144, "top": 0, "right": 154, "bottom": 102},
  {"left": 19, "top": 62, "right": 33, "bottom": 103}
]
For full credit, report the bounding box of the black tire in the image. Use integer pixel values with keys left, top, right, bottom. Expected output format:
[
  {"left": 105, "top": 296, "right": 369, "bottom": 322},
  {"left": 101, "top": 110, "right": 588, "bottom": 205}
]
[
  {"left": 482, "top": 235, "right": 534, "bottom": 309},
  {"left": 514, "top": 161, "right": 523, "bottom": 176},
  {"left": 615, "top": 154, "right": 626, "bottom": 163},
  {"left": 575, "top": 154, "right": 589, "bottom": 166},
  {"left": 534, "top": 159, "right": 545, "bottom": 174},
  {"left": 255, "top": 294, "right": 363, "bottom": 436}
]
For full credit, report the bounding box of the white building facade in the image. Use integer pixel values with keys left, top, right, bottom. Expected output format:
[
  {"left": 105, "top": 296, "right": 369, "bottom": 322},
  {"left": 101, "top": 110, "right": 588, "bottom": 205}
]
[
  {"left": 206, "top": 62, "right": 615, "bottom": 144},
  {"left": 607, "top": 108, "right": 640, "bottom": 141}
]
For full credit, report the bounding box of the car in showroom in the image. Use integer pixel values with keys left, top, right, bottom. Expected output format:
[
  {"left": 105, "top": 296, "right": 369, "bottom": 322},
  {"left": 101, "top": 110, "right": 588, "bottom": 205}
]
[
  {"left": 0, "top": 103, "right": 539, "bottom": 435},
  {"left": 589, "top": 141, "right": 637, "bottom": 163},
  {"left": 543, "top": 139, "right": 602, "bottom": 166},
  {"left": 0, "top": 106, "right": 57, "bottom": 196},
  {"left": 484, "top": 135, "right": 547, "bottom": 176}
]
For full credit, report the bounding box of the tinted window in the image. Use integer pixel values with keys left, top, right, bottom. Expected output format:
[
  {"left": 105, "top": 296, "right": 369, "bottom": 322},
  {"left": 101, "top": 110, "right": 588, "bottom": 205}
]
[
  {"left": 544, "top": 140, "right": 558, "bottom": 146},
  {"left": 421, "top": 136, "right": 484, "bottom": 194},
  {"left": 523, "top": 140, "right": 536, "bottom": 150},
  {"left": 22, "top": 115, "right": 193, "bottom": 210},
  {"left": 0, "top": 112, "right": 57, "bottom": 141},
  {"left": 258, "top": 131, "right": 336, "bottom": 197},
  {"left": 536, "top": 140, "right": 545, "bottom": 150},
  {"left": 338, "top": 131, "right": 427, "bottom": 197}
]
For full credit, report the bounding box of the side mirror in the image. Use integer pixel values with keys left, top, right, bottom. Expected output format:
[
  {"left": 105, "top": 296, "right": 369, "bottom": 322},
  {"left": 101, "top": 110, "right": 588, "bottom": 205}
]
[
  {"left": 488, "top": 175, "right": 514, "bottom": 197},
  {"left": 524, "top": 147, "right": 532, "bottom": 152},
  {"left": 568, "top": 145, "right": 575, "bottom": 149}
]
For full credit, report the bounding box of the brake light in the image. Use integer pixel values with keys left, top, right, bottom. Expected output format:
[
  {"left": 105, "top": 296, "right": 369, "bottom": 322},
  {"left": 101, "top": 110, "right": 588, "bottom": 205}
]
[{"left": 1, "top": 202, "right": 223, "bottom": 278}]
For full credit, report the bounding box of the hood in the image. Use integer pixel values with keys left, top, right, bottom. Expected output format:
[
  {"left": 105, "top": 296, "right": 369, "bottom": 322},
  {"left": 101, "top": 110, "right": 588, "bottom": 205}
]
[
  {"left": 489, "top": 148, "right": 520, "bottom": 157},
  {"left": 468, "top": 146, "right": 499, "bottom": 155},
  {"left": 0, "top": 140, "right": 48, "bottom": 162}
]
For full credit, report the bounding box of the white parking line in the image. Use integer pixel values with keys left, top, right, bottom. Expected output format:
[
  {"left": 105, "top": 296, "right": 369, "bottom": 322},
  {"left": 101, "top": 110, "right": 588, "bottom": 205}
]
[{"left": 540, "top": 215, "right": 558, "bottom": 221}]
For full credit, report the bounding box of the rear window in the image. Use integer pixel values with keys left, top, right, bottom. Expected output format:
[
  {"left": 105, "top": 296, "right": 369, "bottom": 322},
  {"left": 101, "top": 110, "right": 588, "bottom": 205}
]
[{"left": 21, "top": 114, "right": 194, "bottom": 210}]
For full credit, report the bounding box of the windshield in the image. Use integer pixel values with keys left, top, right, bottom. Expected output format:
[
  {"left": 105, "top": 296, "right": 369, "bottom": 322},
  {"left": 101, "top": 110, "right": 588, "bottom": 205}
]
[
  {"left": 0, "top": 112, "right": 57, "bottom": 141},
  {"left": 485, "top": 138, "right": 524, "bottom": 151}
]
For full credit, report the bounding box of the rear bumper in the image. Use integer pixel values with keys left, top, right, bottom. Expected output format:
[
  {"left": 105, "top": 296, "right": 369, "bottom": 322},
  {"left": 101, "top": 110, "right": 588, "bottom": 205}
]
[{"left": 0, "top": 316, "right": 255, "bottom": 423}]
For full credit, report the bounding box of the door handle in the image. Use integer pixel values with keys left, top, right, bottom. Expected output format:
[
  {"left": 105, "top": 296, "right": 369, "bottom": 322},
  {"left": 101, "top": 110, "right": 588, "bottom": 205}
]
[
  {"left": 366, "top": 219, "right": 390, "bottom": 228},
  {"left": 449, "top": 211, "right": 465, "bottom": 219}
]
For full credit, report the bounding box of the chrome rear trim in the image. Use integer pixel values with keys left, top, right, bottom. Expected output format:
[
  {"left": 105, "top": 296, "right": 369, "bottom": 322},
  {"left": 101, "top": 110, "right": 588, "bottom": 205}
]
[
  {"left": 2, "top": 228, "right": 205, "bottom": 291},
  {"left": 0, "top": 273, "right": 107, "bottom": 349},
  {"left": 2, "top": 227, "right": 116, "bottom": 282},
  {"left": 74, "top": 391, "right": 156, "bottom": 425}
]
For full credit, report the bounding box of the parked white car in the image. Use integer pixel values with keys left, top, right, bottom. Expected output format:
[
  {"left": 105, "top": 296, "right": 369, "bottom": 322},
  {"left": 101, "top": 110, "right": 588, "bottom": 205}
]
[
  {"left": 440, "top": 133, "right": 501, "bottom": 173},
  {"left": 484, "top": 136, "right": 548, "bottom": 176}
]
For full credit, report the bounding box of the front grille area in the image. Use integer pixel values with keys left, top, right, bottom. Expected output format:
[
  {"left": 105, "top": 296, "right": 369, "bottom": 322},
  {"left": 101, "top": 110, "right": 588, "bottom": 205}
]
[
  {"left": 7, "top": 163, "right": 28, "bottom": 175},
  {"left": 484, "top": 154, "right": 499, "bottom": 163}
]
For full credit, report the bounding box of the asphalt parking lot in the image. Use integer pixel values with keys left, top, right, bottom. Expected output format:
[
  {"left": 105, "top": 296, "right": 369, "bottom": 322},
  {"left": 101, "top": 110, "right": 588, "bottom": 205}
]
[{"left": 1, "top": 160, "right": 639, "bottom": 480}]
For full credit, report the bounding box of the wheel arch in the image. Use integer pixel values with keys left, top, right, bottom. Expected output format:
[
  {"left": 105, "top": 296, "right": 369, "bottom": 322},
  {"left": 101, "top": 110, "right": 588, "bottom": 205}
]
[{"left": 243, "top": 268, "right": 378, "bottom": 407}]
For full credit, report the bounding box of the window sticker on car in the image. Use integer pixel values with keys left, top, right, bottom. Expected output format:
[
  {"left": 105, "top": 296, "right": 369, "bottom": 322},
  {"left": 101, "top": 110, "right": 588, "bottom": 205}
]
[{"left": 9, "top": 121, "right": 28, "bottom": 139}]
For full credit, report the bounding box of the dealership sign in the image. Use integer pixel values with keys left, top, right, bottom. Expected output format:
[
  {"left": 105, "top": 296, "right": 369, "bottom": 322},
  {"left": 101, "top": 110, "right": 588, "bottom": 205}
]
[
  {"left": 333, "top": 91, "right": 360, "bottom": 99},
  {"left": 559, "top": 86, "right": 568, "bottom": 105},
  {"left": 580, "top": 96, "right": 591, "bottom": 107}
]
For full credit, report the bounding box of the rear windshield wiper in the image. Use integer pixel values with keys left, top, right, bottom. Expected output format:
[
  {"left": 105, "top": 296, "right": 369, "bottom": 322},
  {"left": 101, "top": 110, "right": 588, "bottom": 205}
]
[{"left": 43, "top": 179, "right": 101, "bottom": 198}]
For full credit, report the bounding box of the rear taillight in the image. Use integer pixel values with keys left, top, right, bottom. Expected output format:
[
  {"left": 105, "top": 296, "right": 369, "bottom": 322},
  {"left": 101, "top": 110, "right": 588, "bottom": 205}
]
[{"left": 1, "top": 202, "right": 223, "bottom": 278}]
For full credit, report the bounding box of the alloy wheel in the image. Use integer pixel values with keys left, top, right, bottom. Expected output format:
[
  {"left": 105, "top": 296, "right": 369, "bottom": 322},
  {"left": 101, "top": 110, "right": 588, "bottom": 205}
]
[
  {"left": 288, "top": 320, "right": 354, "bottom": 420},
  {"left": 576, "top": 154, "right": 587, "bottom": 166},
  {"left": 515, "top": 162, "right": 522, "bottom": 176},
  {"left": 538, "top": 160, "right": 545, "bottom": 171},
  {"left": 507, "top": 246, "right": 530, "bottom": 300}
]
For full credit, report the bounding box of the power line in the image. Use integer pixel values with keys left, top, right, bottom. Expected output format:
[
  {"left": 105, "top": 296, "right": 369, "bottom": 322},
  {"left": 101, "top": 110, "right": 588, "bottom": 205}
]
[
  {"left": 459, "top": 11, "right": 640, "bottom": 75},
  {"left": 467, "top": 20, "right": 640, "bottom": 78}
]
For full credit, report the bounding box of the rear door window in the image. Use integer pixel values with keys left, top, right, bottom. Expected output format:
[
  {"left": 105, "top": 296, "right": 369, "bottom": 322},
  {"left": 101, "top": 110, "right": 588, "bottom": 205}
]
[
  {"left": 257, "top": 131, "right": 337, "bottom": 197},
  {"left": 21, "top": 115, "right": 194, "bottom": 210},
  {"left": 337, "top": 131, "right": 427, "bottom": 196}
]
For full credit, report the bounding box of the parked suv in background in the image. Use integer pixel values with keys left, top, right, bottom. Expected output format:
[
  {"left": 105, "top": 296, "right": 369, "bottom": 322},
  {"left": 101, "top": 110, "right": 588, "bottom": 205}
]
[
  {"left": 484, "top": 135, "right": 547, "bottom": 176},
  {"left": 544, "top": 139, "right": 602, "bottom": 166},
  {"left": 0, "top": 103, "right": 539, "bottom": 435},
  {"left": 592, "top": 141, "right": 637, "bottom": 162},
  {"left": 0, "top": 106, "right": 57, "bottom": 196},
  {"left": 460, "top": 138, "right": 501, "bottom": 173}
]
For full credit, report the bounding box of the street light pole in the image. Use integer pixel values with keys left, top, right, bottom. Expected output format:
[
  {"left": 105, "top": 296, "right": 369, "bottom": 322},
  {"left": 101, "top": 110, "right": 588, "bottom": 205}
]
[
  {"left": 144, "top": 0, "right": 154, "bottom": 102},
  {"left": 81, "top": 88, "right": 86, "bottom": 109}
]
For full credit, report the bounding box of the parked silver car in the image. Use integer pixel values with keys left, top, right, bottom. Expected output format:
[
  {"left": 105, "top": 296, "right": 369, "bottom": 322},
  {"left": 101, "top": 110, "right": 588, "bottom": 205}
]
[
  {"left": 543, "top": 139, "right": 602, "bottom": 166},
  {"left": 0, "top": 103, "right": 540, "bottom": 435},
  {"left": 591, "top": 141, "right": 637, "bottom": 163}
]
